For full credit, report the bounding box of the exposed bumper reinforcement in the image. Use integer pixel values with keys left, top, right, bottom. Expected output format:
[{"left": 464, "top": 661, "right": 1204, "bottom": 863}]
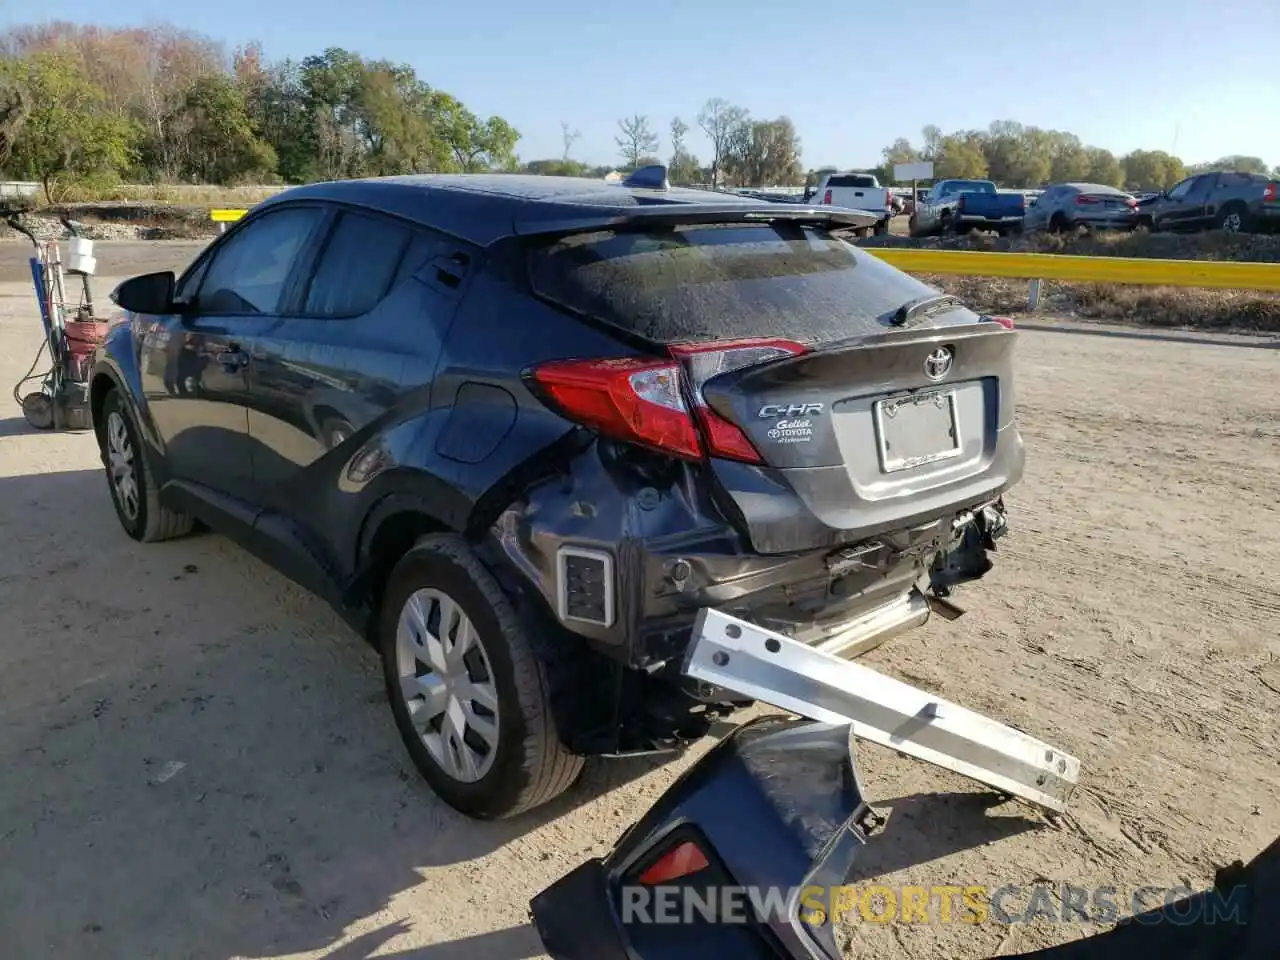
[
  {"left": 683, "top": 607, "right": 1081, "bottom": 814},
  {"left": 809, "top": 588, "right": 932, "bottom": 659}
]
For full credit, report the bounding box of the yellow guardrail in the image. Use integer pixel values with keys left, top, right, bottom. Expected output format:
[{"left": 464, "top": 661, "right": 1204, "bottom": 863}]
[
  {"left": 869, "top": 249, "right": 1280, "bottom": 291},
  {"left": 211, "top": 208, "right": 248, "bottom": 223}
]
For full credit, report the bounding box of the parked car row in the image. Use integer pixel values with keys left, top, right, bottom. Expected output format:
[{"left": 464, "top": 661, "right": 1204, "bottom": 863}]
[{"left": 900, "top": 170, "right": 1279, "bottom": 236}]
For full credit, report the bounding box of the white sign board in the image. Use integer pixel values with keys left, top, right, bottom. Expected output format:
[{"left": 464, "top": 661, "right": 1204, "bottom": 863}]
[{"left": 894, "top": 161, "right": 935, "bottom": 182}]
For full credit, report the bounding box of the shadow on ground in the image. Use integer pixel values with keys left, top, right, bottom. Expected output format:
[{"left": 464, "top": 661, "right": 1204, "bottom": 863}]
[{"left": 0, "top": 468, "right": 672, "bottom": 960}]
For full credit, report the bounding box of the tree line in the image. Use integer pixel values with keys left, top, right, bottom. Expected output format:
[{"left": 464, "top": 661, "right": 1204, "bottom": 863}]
[
  {"left": 873, "top": 122, "right": 1275, "bottom": 192},
  {"left": 0, "top": 23, "right": 520, "bottom": 200},
  {"left": 0, "top": 22, "right": 1273, "bottom": 200}
]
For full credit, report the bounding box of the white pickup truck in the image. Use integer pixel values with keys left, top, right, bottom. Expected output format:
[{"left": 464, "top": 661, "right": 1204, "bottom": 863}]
[{"left": 805, "top": 171, "right": 893, "bottom": 234}]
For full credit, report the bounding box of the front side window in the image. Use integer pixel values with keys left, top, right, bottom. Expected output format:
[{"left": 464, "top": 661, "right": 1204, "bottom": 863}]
[{"left": 195, "top": 206, "right": 323, "bottom": 315}]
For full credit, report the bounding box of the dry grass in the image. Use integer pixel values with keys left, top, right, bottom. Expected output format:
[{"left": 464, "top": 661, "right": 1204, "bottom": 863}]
[
  {"left": 53, "top": 182, "right": 284, "bottom": 205},
  {"left": 863, "top": 228, "right": 1280, "bottom": 333}
]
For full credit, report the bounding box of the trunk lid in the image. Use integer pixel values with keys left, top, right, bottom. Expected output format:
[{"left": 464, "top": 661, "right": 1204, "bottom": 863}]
[
  {"left": 697, "top": 322, "right": 1022, "bottom": 554},
  {"left": 525, "top": 221, "right": 1025, "bottom": 555}
]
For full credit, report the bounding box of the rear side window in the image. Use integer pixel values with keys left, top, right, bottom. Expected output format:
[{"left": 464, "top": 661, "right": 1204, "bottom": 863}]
[
  {"left": 303, "top": 210, "right": 413, "bottom": 317},
  {"left": 827, "top": 175, "right": 876, "bottom": 188},
  {"left": 526, "top": 223, "right": 973, "bottom": 346}
]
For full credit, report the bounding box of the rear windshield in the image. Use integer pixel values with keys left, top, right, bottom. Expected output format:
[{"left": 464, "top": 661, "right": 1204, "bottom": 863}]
[
  {"left": 827, "top": 175, "right": 877, "bottom": 188},
  {"left": 526, "top": 222, "right": 973, "bottom": 345}
]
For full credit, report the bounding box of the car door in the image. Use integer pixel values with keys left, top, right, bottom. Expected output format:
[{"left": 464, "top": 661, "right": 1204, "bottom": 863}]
[
  {"left": 1157, "top": 176, "right": 1201, "bottom": 230},
  {"left": 1179, "top": 173, "right": 1217, "bottom": 229},
  {"left": 137, "top": 203, "right": 326, "bottom": 503},
  {"left": 242, "top": 206, "right": 473, "bottom": 520}
]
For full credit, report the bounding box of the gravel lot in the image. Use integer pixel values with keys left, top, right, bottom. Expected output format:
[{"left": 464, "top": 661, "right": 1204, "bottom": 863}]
[{"left": 1, "top": 241, "right": 1276, "bottom": 960}]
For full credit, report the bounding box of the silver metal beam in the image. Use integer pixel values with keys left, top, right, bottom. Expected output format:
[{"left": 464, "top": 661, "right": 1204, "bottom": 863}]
[{"left": 684, "top": 608, "right": 1081, "bottom": 814}]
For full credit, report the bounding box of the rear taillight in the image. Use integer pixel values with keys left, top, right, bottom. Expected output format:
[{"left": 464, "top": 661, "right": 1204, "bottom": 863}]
[
  {"left": 530, "top": 338, "right": 809, "bottom": 464},
  {"left": 1265, "top": 182, "right": 1278, "bottom": 203},
  {"left": 957, "top": 195, "right": 965, "bottom": 211},
  {"left": 822, "top": 189, "right": 832, "bottom": 204},
  {"left": 983, "top": 315, "right": 1016, "bottom": 330},
  {"left": 637, "top": 841, "right": 710, "bottom": 885},
  {"left": 1075, "top": 195, "right": 1099, "bottom": 205},
  {"left": 1125, "top": 197, "right": 1139, "bottom": 208}
]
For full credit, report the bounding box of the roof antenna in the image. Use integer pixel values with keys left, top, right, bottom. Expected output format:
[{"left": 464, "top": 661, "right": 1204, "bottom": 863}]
[{"left": 622, "top": 164, "right": 669, "bottom": 190}]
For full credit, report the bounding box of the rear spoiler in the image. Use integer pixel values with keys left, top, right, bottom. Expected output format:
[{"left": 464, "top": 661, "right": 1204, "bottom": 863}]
[{"left": 513, "top": 203, "right": 881, "bottom": 239}]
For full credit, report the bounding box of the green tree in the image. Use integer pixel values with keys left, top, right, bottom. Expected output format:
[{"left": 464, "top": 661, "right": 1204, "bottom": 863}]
[
  {"left": 1186, "top": 155, "right": 1269, "bottom": 176},
  {"left": 1, "top": 50, "right": 137, "bottom": 200},
  {"left": 168, "top": 73, "right": 275, "bottom": 183},
  {"left": 724, "top": 116, "right": 803, "bottom": 187},
  {"left": 1084, "top": 147, "right": 1124, "bottom": 187},
  {"left": 615, "top": 113, "right": 659, "bottom": 169},
  {"left": 934, "top": 132, "right": 988, "bottom": 179},
  {"left": 1122, "top": 149, "right": 1185, "bottom": 190}
]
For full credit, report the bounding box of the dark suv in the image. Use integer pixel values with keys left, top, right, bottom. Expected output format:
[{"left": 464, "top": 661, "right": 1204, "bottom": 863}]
[{"left": 93, "top": 170, "right": 1024, "bottom": 819}]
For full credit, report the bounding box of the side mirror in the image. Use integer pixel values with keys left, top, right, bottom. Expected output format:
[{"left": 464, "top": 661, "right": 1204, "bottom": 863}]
[{"left": 110, "top": 271, "right": 177, "bottom": 315}]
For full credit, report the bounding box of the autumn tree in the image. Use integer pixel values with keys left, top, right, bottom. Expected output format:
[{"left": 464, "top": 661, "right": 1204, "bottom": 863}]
[{"left": 0, "top": 49, "right": 137, "bottom": 200}]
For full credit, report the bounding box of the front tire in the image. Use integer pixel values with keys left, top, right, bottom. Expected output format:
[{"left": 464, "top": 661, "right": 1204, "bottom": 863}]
[
  {"left": 380, "top": 534, "right": 584, "bottom": 819},
  {"left": 99, "top": 389, "right": 194, "bottom": 543}
]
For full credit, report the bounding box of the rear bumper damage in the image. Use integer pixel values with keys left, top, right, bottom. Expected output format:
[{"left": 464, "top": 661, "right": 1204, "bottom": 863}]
[{"left": 483, "top": 438, "right": 1013, "bottom": 679}]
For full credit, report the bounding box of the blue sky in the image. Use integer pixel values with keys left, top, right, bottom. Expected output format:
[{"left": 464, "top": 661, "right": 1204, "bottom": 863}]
[{"left": 4, "top": 0, "right": 1278, "bottom": 171}]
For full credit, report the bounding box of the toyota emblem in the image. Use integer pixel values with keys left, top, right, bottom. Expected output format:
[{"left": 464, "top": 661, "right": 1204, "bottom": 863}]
[{"left": 924, "top": 347, "right": 953, "bottom": 381}]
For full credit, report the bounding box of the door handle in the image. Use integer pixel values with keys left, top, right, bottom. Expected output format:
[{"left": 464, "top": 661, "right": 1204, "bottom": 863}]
[{"left": 221, "top": 343, "right": 249, "bottom": 370}]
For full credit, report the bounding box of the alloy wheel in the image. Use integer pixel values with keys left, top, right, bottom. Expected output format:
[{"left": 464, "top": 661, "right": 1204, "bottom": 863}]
[{"left": 395, "top": 587, "right": 500, "bottom": 783}]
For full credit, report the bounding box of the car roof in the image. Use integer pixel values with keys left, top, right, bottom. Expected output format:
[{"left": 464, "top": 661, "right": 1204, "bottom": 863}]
[
  {"left": 1063, "top": 182, "right": 1125, "bottom": 193},
  {"left": 253, "top": 174, "right": 773, "bottom": 247}
]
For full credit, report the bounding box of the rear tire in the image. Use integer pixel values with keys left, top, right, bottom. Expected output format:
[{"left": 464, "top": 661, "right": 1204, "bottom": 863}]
[
  {"left": 99, "top": 388, "right": 194, "bottom": 543},
  {"left": 1217, "top": 203, "right": 1248, "bottom": 233},
  {"left": 380, "top": 533, "right": 584, "bottom": 820}
]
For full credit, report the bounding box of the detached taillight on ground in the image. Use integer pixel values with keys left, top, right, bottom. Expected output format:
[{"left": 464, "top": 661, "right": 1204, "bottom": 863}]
[
  {"left": 529, "top": 338, "right": 809, "bottom": 464},
  {"left": 636, "top": 840, "right": 711, "bottom": 885}
]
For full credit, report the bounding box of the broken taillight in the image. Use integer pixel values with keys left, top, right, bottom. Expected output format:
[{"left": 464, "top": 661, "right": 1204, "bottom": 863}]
[
  {"left": 637, "top": 840, "right": 711, "bottom": 885},
  {"left": 529, "top": 338, "right": 809, "bottom": 464}
]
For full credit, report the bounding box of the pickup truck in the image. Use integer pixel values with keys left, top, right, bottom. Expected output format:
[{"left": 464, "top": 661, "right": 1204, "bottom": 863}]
[
  {"left": 1136, "top": 170, "right": 1280, "bottom": 234},
  {"left": 807, "top": 171, "right": 893, "bottom": 234},
  {"left": 910, "top": 179, "right": 1026, "bottom": 236}
]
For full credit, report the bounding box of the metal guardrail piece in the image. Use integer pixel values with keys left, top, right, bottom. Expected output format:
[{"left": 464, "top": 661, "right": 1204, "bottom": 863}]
[
  {"left": 870, "top": 248, "right": 1280, "bottom": 291},
  {"left": 684, "top": 607, "right": 1082, "bottom": 814}
]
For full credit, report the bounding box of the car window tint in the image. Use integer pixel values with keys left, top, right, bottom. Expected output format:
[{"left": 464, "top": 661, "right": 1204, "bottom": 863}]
[
  {"left": 827, "top": 175, "right": 876, "bottom": 188},
  {"left": 527, "top": 222, "right": 980, "bottom": 346},
  {"left": 177, "top": 255, "right": 210, "bottom": 300},
  {"left": 196, "top": 207, "right": 321, "bottom": 315},
  {"left": 302, "top": 210, "right": 413, "bottom": 317}
]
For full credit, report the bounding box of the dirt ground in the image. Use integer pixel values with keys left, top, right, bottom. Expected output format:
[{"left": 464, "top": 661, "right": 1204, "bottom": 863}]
[{"left": 0, "top": 241, "right": 1277, "bottom": 960}]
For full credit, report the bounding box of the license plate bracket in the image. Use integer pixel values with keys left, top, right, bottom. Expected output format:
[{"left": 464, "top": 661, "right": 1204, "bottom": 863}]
[{"left": 873, "top": 389, "right": 961, "bottom": 473}]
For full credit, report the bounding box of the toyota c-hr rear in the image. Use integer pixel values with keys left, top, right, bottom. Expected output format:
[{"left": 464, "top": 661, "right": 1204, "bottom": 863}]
[{"left": 93, "top": 168, "right": 1023, "bottom": 819}]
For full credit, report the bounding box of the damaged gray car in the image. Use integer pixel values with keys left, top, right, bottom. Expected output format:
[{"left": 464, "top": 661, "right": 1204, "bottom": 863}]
[{"left": 92, "top": 167, "right": 1024, "bottom": 819}]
